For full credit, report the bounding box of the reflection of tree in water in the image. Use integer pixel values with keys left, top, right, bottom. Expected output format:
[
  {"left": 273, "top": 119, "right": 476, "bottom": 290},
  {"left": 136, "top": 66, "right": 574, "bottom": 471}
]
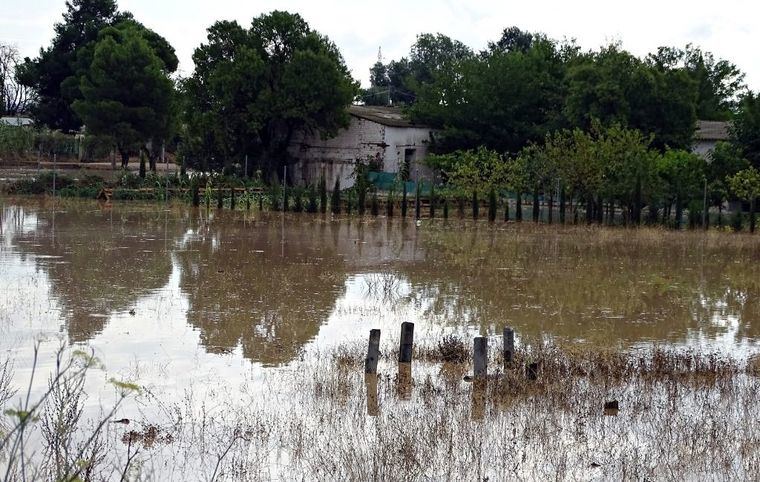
[
  {"left": 403, "top": 227, "right": 760, "bottom": 345},
  {"left": 175, "top": 215, "right": 348, "bottom": 366},
  {"left": 7, "top": 204, "right": 178, "bottom": 343}
]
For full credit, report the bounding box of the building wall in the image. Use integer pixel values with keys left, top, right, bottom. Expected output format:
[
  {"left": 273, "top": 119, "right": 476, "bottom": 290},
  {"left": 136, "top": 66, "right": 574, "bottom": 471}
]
[
  {"left": 289, "top": 117, "right": 432, "bottom": 188},
  {"left": 384, "top": 126, "right": 433, "bottom": 181},
  {"left": 289, "top": 117, "right": 385, "bottom": 189},
  {"left": 693, "top": 140, "right": 718, "bottom": 157}
]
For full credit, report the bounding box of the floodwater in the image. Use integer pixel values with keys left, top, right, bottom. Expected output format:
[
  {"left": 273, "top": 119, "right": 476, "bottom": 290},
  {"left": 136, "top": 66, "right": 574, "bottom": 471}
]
[
  {"left": 2, "top": 197, "right": 760, "bottom": 479},
  {"left": 2, "top": 197, "right": 760, "bottom": 374}
]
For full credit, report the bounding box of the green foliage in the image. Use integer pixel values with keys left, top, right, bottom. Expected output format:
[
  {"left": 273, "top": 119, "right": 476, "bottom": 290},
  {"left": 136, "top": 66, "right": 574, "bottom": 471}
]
[
  {"left": 362, "top": 33, "right": 473, "bottom": 106},
  {"left": 488, "top": 188, "right": 497, "bottom": 222},
  {"left": 401, "top": 184, "right": 408, "bottom": 218},
  {"left": 331, "top": 178, "right": 341, "bottom": 214},
  {"left": 307, "top": 185, "right": 318, "bottom": 213},
  {"left": 432, "top": 147, "right": 508, "bottom": 195},
  {"left": 648, "top": 45, "right": 745, "bottom": 121},
  {"left": 138, "top": 150, "right": 146, "bottom": 178},
  {"left": 708, "top": 142, "right": 749, "bottom": 210},
  {"left": 565, "top": 45, "right": 697, "bottom": 150},
  {"left": 17, "top": 0, "right": 122, "bottom": 131},
  {"left": 319, "top": 175, "right": 327, "bottom": 213},
  {"left": 732, "top": 92, "right": 760, "bottom": 169},
  {"left": 727, "top": 167, "right": 760, "bottom": 203},
  {"left": 182, "top": 11, "right": 358, "bottom": 176},
  {"left": 292, "top": 187, "right": 303, "bottom": 212},
  {"left": 72, "top": 21, "right": 176, "bottom": 166},
  {"left": 411, "top": 33, "right": 567, "bottom": 154}
]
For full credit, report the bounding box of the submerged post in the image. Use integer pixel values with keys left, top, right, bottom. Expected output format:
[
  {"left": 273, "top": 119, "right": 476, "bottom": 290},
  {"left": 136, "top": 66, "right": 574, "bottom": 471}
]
[
  {"left": 365, "top": 329, "right": 381, "bottom": 375},
  {"left": 526, "top": 362, "right": 538, "bottom": 381},
  {"left": 399, "top": 322, "right": 414, "bottom": 363},
  {"left": 503, "top": 327, "right": 515, "bottom": 366},
  {"left": 473, "top": 337, "right": 488, "bottom": 379},
  {"left": 365, "top": 374, "right": 379, "bottom": 416}
]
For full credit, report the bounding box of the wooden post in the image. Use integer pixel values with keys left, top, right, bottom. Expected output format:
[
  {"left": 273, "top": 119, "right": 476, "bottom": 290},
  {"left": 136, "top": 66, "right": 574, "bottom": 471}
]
[
  {"left": 473, "top": 337, "right": 488, "bottom": 379},
  {"left": 365, "top": 329, "right": 381, "bottom": 375},
  {"left": 397, "top": 362, "right": 412, "bottom": 400},
  {"left": 471, "top": 380, "right": 486, "bottom": 420},
  {"left": 399, "top": 322, "right": 414, "bottom": 363},
  {"left": 526, "top": 362, "right": 538, "bottom": 381},
  {"left": 365, "top": 374, "right": 379, "bottom": 416},
  {"left": 503, "top": 327, "right": 514, "bottom": 366}
]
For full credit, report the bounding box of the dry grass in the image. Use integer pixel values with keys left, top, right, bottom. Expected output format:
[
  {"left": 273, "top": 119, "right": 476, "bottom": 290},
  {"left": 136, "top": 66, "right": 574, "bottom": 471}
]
[{"left": 2, "top": 340, "right": 759, "bottom": 480}]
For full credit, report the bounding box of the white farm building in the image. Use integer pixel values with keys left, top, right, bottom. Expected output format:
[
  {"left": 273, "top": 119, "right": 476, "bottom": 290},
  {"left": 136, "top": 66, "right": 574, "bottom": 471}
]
[{"left": 289, "top": 105, "right": 433, "bottom": 189}]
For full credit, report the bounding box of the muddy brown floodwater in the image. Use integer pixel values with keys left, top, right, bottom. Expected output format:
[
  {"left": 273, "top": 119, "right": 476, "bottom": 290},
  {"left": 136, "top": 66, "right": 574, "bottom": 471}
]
[{"left": 1, "top": 197, "right": 760, "bottom": 480}]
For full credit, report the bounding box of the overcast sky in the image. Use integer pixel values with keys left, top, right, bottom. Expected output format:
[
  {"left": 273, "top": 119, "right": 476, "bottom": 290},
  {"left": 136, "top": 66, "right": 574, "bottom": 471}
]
[{"left": 3, "top": 0, "right": 759, "bottom": 89}]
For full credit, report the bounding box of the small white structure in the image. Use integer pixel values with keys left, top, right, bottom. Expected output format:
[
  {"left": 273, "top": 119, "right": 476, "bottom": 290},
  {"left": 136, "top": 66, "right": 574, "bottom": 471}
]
[
  {"left": 0, "top": 116, "right": 34, "bottom": 127},
  {"left": 289, "top": 105, "right": 433, "bottom": 188},
  {"left": 693, "top": 120, "right": 730, "bottom": 156}
]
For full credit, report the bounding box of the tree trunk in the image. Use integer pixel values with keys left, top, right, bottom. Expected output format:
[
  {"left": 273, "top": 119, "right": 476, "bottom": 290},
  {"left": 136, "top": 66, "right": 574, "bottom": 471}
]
[
  {"left": 119, "top": 148, "right": 129, "bottom": 168},
  {"left": 516, "top": 194, "right": 523, "bottom": 222},
  {"left": 532, "top": 187, "right": 540, "bottom": 223},
  {"left": 596, "top": 198, "right": 603, "bottom": 224},
  {"left": 586, "top": 198, "right": 593, "bottom": 225},
  {"left": 559, "top": 187, "right": 566, "bottom": 224},
  {"left": 675, "top": 198, "right": 683, "bottom": 230},
  {"left": 751, "top": 198, "right": 757, "bottom": 234},
  {"left": 633, "top": 175, "right": 642, "bottom": 225},
  {"left": 547, "top": 193, "right": 554, "bottom": 224}
]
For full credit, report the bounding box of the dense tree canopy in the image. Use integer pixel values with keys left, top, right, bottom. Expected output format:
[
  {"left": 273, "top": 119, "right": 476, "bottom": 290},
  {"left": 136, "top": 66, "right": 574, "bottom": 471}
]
[
  {"left": 732, "top": 92, "right": 760, "bottom": 169},
  {"left": 17, "top": 0, "right": 126, "bottom": 131},
  {"left": 362, "top": 33, "right": 473, "bottom": 106},
  {"left": 564, "top": 45, "right": 698, "bottom": 150},
  {"left": 72, "top": 22, "right": 177, "bottom": 169},
  {"left": 648, "top": 45, "right": 746, "bottom": 121},
  {"left": 182, "top": 11, "right": 358, "bottom": 178},
  {"left": 410, "top": 29, "right": 570, "bottom": 154}
]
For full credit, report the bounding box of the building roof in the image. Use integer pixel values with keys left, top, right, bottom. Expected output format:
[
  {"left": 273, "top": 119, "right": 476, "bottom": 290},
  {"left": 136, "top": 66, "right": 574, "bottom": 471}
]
[
  {"left": 348, "top": 105, "right": 427, "bottom": 128},
  {"left": 695, "top": 120, "right": 730, "bottom": 141},
  {"left": 0, "top": 116, "right": 34, "bottom": 127}
]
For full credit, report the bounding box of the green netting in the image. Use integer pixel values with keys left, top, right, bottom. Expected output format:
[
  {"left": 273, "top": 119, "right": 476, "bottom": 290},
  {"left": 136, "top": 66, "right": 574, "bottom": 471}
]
[{"left": 367, "top": 171, "right": 431, "bottom": 194}]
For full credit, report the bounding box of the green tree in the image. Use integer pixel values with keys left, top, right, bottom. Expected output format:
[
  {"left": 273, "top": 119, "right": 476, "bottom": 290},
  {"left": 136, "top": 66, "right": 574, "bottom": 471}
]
[
  {"left": 412, "top": 33, "right": 569, "bottom": 154},
  {"left": 72, "top": 22, "right": 176, "bottom": 170},
  {"left": 707, "top": 142, "right": 749, "bottom": 223},
  {"left": 732, "top": 92, "right": 760, "bottom": 169},
  {"left": 183, "top": 11, "right": 358, "bottom": 178},
  {"left": 433, "top": 147, "right": 508, "bottom": 196},
  {"left": 565, "top": 44, "right": 697, "bottom": 150},
  {"left": 648, "top": 45, "right": 745, "bottom": 120},
  {"left": 657, "top": 149, "right": 706, "bottom": 228},
  {"left": 17, "top": 0, "right": 128, "bottom": 130},
  {"left": 727, "top": 167, "right": 760, "bottom": 233}
]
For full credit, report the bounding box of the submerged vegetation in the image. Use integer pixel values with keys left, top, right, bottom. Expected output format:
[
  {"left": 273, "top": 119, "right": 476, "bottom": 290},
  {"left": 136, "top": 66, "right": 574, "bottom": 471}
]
[{"left": 1, "top": 338, "right": 759, "bottom": 480}]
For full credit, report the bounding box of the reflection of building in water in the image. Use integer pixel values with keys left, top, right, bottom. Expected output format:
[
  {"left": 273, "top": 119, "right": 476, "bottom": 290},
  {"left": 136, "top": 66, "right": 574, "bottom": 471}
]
[{"left": 174, "top": 216, "right": 421, "bottom": 365}]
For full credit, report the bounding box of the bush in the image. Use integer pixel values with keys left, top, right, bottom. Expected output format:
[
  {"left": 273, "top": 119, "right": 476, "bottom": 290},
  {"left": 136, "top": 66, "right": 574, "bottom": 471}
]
[{"left": 437, "top": 335, "right": 468, "bottom": 363}]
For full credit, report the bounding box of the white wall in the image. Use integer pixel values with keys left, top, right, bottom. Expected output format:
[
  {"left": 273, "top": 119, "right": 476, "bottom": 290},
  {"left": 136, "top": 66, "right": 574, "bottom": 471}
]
[
  {"left": 693, "top": 140, "right": 717, "bottom": 157},
  {"left": 289, "top": 117, "right": 385, "bottom": 189},
  {"left": 384, "top": 126, "right": 433, "bottom": 181},
  {"left": 289, "top": 117, "right": 434, "bottom": 188}
]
